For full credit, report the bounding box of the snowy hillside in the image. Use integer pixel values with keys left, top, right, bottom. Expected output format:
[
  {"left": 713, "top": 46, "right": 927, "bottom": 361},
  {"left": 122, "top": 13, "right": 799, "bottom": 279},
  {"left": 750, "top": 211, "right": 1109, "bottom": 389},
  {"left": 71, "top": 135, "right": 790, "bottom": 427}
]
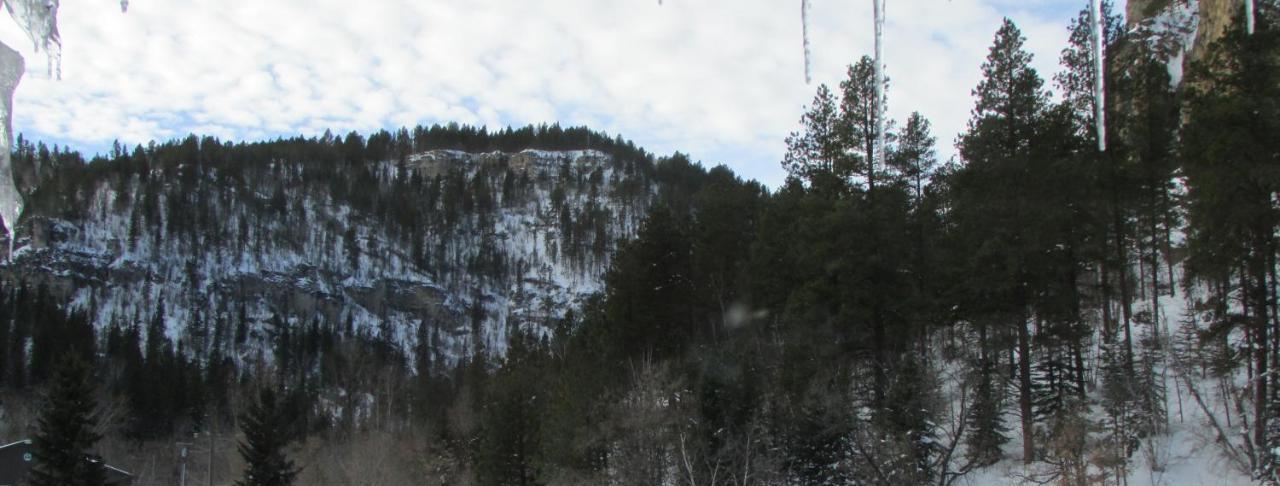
[
  {"left": 962, "top": 268, "right": 1258, "bottom": 485},
  {"left": 1, "top": 139, "right": 659, "bottom": 372}
]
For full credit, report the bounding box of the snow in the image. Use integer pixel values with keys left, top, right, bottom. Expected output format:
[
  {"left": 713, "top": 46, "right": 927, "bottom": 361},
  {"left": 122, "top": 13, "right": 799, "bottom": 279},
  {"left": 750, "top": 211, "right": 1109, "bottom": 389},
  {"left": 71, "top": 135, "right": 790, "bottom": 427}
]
[
  {"left": 1138, "top": 0, "right": 1199, "bottom": 88},
  {"left": 13, "top": 147, "right": 646, "bottom": 371},
  {"left": 955, "top": 257, "right": 1255, "bottom": 485}
]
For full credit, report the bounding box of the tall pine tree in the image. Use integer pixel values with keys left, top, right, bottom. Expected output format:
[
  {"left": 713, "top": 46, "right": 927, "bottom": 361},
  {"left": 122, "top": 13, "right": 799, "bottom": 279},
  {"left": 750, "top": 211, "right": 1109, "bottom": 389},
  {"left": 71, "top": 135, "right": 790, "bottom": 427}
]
[
  {"left": 1182, "top": 6, "right": 1280, "bottom": 476},
  {"left": 236, "top": 387, "right": 299, "bottom": 486},
  {"left": 28, "top": 355, "right": 106, "bottom": 486},
  {"left": 954, "top": 18, "right": 1050, "bottom": 464}
]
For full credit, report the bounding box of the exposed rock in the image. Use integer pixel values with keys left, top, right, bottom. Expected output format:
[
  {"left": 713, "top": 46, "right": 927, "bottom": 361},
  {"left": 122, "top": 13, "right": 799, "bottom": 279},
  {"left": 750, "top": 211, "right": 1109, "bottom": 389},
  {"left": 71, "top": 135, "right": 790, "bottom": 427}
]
[
  {"left": 1128, "top": 0, "right": 1245, "bottom": 66},
  {"left": 1127, "top": 0, "right": 1175, "bottom": 25},
  {"left": 1190, "top": 0, "right": 1240, "bottom": 58},
  {"left": 0, "top": 147, "right": 655, "bottom": 370}
]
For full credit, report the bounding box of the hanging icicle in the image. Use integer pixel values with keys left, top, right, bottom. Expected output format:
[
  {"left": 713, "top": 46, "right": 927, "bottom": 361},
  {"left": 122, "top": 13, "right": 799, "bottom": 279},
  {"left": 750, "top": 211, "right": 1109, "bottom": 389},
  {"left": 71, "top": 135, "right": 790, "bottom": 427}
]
[
  {"left": 1246, "top": 0, "right": 1255, "bottom": 35},
  {"left": 801, "top": 0, "right": 812, "bottom": 83},
  {"left": 873, "top": 0, "right": 886, "bottom": 169},
  {"left": 0, "top": 44, "right": 20, "bottom": 256},
  {"left": 4, "top": 0, "right": 62, "bottom": 79},
  {"left": 0, "top": 1, "right": 125, "bottom": 247},
  {"left": 1089, "top": 0, "right": 1106, "bottom": 152}
]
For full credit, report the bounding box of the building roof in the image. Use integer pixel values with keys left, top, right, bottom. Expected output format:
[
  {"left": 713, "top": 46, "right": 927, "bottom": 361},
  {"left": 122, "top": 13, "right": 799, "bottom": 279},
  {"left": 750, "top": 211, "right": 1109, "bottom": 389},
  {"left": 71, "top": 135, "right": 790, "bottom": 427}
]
[{"left": 0, "top": 439, "right": 133, "bottom": 485}]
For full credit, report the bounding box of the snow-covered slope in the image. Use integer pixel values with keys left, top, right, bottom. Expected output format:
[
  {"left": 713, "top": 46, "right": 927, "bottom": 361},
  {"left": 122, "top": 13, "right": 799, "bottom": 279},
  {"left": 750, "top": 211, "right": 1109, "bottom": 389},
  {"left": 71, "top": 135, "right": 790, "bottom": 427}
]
[
  {"left": 1131, "top": 0, "right": 1201, "bottom": 87},
  {"left": 963, "top": 263, "right": 1255, "bottom": 485},
  {"left": 2, "top": 146, "right": 657, "bottom": 371}
]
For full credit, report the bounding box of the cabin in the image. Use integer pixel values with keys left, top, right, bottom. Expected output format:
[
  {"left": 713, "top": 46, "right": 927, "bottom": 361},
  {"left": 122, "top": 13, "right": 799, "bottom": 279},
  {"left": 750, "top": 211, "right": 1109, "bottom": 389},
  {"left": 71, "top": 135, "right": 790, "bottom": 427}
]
[{"left": 0, "top": 439, "right": 133, "bottom": 485}]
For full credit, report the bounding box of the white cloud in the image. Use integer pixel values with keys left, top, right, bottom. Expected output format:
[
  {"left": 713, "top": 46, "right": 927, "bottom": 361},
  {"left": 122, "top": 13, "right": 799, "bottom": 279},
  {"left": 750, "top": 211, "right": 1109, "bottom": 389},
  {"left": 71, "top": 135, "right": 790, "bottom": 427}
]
[{"left": 0, "top": 0, "right": 1082, "bottom": 188}]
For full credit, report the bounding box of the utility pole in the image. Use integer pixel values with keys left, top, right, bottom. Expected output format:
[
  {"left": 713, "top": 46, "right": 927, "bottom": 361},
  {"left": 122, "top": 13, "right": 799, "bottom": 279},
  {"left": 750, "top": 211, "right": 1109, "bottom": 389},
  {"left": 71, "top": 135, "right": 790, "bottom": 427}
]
[
  {"left": 177, "top": 442, "right": 192, "bottom": 486},
  {"left": 208, "top": 430, "right": 215, "bottom": 486}
]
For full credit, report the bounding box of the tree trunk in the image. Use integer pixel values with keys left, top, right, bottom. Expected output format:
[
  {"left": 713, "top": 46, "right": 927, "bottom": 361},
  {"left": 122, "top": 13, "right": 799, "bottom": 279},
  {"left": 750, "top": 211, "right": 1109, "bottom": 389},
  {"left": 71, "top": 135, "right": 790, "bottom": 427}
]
[
  {"left": 1018, "top": 303, "right": 1035, "bottom": 464},
  {"left": 1101, "top": 261, "right": 1114, "bottom": 341},
  {"left": 1068, "top": 246, "right": 1087, "bottom": 396},
  {"left": 1115, "top": 212, "right": 1135, "bottom": 376},
  {"left": 1151, "top": 213, "right": 1162, "bottom": 344},
  {"left": 1250, "top": 245, "right": 1269, "bottom": 456}
]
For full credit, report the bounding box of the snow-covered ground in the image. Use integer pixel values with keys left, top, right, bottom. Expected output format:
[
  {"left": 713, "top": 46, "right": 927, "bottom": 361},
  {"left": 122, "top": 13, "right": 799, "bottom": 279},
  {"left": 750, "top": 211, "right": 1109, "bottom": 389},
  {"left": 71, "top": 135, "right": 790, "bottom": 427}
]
[{"left": 968, "top": 262, "right": 1255, "bottom": 485}]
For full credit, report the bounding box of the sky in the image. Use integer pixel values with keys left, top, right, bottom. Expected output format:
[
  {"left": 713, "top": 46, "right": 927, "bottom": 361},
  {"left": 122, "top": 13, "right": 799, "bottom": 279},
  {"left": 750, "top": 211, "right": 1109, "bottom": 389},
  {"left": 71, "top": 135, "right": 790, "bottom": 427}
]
[{"left": 0, "top": 0, "right": 1093, "bottom": 189}]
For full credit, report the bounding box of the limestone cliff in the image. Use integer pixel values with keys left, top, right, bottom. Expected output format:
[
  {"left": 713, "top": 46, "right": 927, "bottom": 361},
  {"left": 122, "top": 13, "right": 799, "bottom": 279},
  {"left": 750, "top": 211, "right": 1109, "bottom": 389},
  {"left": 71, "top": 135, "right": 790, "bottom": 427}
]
[{"left": 1128, "top": 0, "right": 1246, "bottom": 68}]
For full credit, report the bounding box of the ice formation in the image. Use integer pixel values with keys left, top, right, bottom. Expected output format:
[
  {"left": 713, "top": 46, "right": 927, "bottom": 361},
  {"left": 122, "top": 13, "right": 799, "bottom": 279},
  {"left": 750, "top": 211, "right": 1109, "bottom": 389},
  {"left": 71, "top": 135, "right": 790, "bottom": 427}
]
[
  {"left": 873, "top": 0, "right": 885, "bottom": 170},
  {"left": 802, "top": 0, "right": 812, "bottom": 83},
  {"left": 5, "top": 0, "right": 61, "bottom": 79},
  {"left": 0, "top": 0, "right": 120, "bottom": 253},
  {"left": 0, "top": 0, "right": 64, "bottom": 250},
  {"left": 1246, "top": 0, "right": 1255, "bottom": 35},
  {"left": 1090, "top": 0, "right": 1106, "bottom": 152},
  {"left": 0, "top": 42, "right": 20, "bottom": 258}
]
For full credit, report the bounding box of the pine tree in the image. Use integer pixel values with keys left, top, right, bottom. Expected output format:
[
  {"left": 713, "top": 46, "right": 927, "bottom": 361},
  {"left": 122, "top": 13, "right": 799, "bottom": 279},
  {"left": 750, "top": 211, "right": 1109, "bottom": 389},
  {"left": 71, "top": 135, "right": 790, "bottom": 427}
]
[
  {"left": 954, "top": 18, "right": 1051, "bottom": 464},
  {"left": 1182, "top": 8, "right": 1280, "bottom": 476},
  {"left": 475, "top": 330, "right": 546, "bottom": 486},
  {"left": 783, "top": 84, "right": 845, "bottom": 193},
  {"left": 8, "top": 286, "right": 29, "bottom": 389},
  {"left": 838, "top": 56, "right": 888, "bottom": 192},
  {"left": 890, "top": 112, "right": 937, "bottom": 203},
  {"left": 0, "top": 289, "right": 8, "bottom": 384},
  {"left": 965, "top": 356, "right": 1008, "bottom": 467},
  {"left": 28, "top": 355, "right": 107, "bottom": 486},
  {"left": 236, "top": 387, "right": 299, "bottom": 486},
  {"left": 603, "top": 205, "right": 695, "bottom": 360}
]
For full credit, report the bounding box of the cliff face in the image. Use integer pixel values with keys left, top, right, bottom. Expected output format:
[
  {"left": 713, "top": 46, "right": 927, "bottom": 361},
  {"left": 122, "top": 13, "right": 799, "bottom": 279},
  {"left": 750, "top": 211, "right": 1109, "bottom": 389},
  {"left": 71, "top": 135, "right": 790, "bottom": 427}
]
[
  {"left": 2, "top": 137, "right": 666, "bottom": 372},
  {"left": 1190, "top": 0, "right": 1240, "bottom": 56},
  {"left": 1127, "top": 0, "right": 1174, "bottom": 22},
  {"left": 1128, "top": 0, "right": 1244, "bottom": 68}
]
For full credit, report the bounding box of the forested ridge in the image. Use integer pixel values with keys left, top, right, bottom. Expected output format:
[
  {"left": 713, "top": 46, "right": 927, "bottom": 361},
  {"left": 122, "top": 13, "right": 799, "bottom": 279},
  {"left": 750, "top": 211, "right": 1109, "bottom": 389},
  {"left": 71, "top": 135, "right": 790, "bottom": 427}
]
[{"left": 2, "top": 3, "right": 1280, "bottom": 485}]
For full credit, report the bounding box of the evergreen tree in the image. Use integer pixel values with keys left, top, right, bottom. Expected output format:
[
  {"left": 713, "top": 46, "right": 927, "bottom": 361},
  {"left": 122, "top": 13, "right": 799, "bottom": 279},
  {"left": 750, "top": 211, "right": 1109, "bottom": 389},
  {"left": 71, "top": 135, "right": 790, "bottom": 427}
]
[
  {"left": 475, "top": 330, "right": 546, "bottom": 486},
  {"left": 890, "top": 111, "right": 937, "bottom": 202},
  {"left": 691, "top": 166, "right": 764, "bottom": 339},
  {"left": 954, "top": 18, "right": 1050, "bottom": 464},
  {"left": 1182, "top": 8, "right": 1280, "bottom": 475},
  {"left": 783, "top": 84, "right": 845, "bottom": 193},
  {"left": 0, "top": 292, "right": 8, "bottom": 384},
  {"left": 965, "top": 357, "right": 1008, "bottom": 467},
  {"left": 8, "top": 286, "right": 29, "bottom": 389},
  {"left": 603, "top": 206, "right": 695, "bottom": 360},
  {"left": 28, "top": 355, "right": 106, "bottom": 486},
  {"left": 838, "top": 56, "right": 889, "bottom": 192},
  {"left": 236, "top": 387, "right": 299, "bottom": 486}
]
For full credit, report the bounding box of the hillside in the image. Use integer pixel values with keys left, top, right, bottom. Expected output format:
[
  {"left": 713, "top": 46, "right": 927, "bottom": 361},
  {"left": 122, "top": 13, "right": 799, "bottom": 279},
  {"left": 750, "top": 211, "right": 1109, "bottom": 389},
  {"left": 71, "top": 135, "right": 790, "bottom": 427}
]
[
  {"left": 0, "top": 127, "right": 685, "bottom": 372},
  {"left": 1, "top": 3, "right": 1278, "bottom": 485}
]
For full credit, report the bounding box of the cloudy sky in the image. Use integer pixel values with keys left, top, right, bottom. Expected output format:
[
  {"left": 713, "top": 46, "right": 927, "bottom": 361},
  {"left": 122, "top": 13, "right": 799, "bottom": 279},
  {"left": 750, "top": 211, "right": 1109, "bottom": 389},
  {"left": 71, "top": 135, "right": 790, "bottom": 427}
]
[{"left": 0, "top": 0, "right": 1091, "bottom": 188}]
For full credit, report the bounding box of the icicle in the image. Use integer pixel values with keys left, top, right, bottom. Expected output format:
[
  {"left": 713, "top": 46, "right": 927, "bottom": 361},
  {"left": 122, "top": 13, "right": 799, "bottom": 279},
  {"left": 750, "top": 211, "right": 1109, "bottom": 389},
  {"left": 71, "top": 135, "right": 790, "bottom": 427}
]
[
  {"left": 0, "top": 43, "right": 21, "bottom": 257},
  {"left": 873, "top": 0, "right": 886, "bottom": 169},
  {"left": 801, "top": 0, "right": 812, "bottom": 84},
  {"left": 1246, "top": 0, "right": 1255, "bottom": 35},
  {"left": 1090, "top": 0, "right": 1106, "bottom": 152},
  {"left": 4, "top": 0, "right": 62, "bottom": 80}
]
